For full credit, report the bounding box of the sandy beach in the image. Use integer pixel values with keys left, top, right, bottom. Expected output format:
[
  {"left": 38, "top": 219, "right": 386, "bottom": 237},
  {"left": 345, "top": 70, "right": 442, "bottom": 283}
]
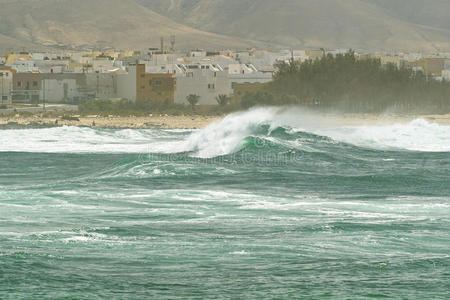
[
  {"left": 0, "top": 114, "right": 221, "bottom": 129},
  {"left": 0, "top": 111, "right": 449, "bottom": 129}
]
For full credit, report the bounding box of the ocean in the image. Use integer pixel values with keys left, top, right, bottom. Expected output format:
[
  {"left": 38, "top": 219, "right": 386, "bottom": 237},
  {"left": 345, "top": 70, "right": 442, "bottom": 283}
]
[{"left": 1, "top": 107, "right": 449, "bottom": 299}]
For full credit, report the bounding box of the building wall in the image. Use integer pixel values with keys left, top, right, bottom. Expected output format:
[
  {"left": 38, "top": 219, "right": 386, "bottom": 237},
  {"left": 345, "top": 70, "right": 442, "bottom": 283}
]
[
  {"left": 229, "top": 73, "right": 273, "bottom": 85},
  {"left": 86, "top": 73, "right": 118, "bottom": 99},
  {"left": 12, "top": 73, "right": 41, "bottom": 103},
  {"left": 378, "top": 55, "right": 404, "bottom": 68},
  {"left": 92, "top": 58, "right": 115, "bottom": 73},
  {"left": 136, "top": 64, "right": 175, "bottom": 104},
  {"left": 40, "top": 79, "right": 79, "bottom": 103},
  {"left": 442, "top": 70, "right": 450, "bottom": 82},
  {"left": 174, "top": 68, "right": 232, "bottom": 105},
  {"left": 415, "top": 58, "right": 445, "bottom": 76},
  {"left": 445, "top": 59, "right": 450, "bottom": 70},
  {"left": 0, "top": 67, "right": 15, "bottom": 105},
  {"left": 40, "top": 75, "right": 85, "bottom": 104},
  {"left": 117, "top": 65, "right": 137, "bottom": 101}
]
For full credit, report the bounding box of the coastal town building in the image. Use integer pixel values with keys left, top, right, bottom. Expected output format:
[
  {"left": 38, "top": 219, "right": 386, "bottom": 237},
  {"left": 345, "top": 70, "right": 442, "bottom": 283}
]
[
  {"left": 1, "top": 48, "right": 448, "bottom": 107},
  {"left": 445, "top": 59, "right": 450, "bottom": 70},
  {"left": 12, "top": 72, "right": 41, "bottom": 104},
  {"left": 40, "top": 73, "right": 87, "bottom": 104},
  {"left": 0, "top": 66, "right": 15, "bottom": 105},
  {"left": 414, "top": 58, "right": 446, "bottom": 76},
  {"left": 174, "top": 64, "right": 231, "bottom": 105},
  {"left": 136, "top": 64, "right": 176, "bottom": 105},
  {"left": 442, "top": 70, "right": 450, "bottom": 82}
]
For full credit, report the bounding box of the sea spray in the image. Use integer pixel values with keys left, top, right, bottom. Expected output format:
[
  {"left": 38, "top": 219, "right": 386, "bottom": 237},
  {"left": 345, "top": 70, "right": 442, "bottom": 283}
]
[
  {"left": 0, "top": 107, "right": 449, "bottom": 155},
  {"left": 0, "top": 109, "right": 449, "bottom": 298}
]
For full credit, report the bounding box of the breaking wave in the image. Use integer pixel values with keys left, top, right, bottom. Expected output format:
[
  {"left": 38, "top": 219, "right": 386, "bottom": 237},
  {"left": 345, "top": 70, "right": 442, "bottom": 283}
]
[
  {"left": 178, "top": 107, "right": 450, "bottom": 157},
  {"left": 0, "top": 107, "right": 449, "bottom": 157}
]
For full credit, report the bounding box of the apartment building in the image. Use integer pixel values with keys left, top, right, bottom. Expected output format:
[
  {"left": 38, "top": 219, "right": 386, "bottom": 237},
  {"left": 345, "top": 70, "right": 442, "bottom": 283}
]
[
  {"left": 136, "top": 64, "right": 176, "bottom": 105},
  {"left": 0, "top": 66, "right": 15, "bottom": 105},
  {"left": 12, "top": 73, "right": 41, "bottom": 104},
  {"left": 174, "top": 64, "right": 231, "bottom": 105}
]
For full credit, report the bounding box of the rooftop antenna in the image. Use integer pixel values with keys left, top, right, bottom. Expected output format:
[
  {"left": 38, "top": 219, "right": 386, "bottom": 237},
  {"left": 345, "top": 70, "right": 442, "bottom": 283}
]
[
  {"left": 170, "top": 35, "right": 176, "bottom": 52},
  {"left": 290, "top": 49, "right": 295, "bottom": 73}
]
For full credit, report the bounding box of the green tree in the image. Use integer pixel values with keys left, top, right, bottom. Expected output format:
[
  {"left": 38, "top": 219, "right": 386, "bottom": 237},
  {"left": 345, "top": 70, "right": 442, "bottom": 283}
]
[
  {"left": 186, "top": 94, "right": 200, "bottom": 111},
  {"left": 215, "top": 94, "right": 230, "bottom": 106},
  {"left": 260, "top": 51, "right": 450, "bottom": 113}
]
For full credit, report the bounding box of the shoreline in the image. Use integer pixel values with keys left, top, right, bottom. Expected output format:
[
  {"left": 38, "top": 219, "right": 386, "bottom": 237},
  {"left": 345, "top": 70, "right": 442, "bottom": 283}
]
[
  {"left": 0, "top": 114, "right": 221, "bottom": 130},
  {"left": 0, "top": 112, "right": 449, "bottom": 130}
]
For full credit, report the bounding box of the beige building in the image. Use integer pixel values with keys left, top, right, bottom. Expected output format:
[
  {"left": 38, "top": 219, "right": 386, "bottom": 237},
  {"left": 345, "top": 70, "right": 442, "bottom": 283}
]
[{"left": 0, "top": 66, "right": 15, "bottom": 105}]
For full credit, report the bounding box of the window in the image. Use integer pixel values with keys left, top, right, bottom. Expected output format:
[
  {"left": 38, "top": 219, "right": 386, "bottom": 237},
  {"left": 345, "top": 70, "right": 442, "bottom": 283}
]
[
  {"left": 208, "top": 84, "right": 215, "bottom": 90},
  {"left": 17, "top": 81, "right": 22, "bottom": 87},
  {"left": 214, "top": 72, "right": 217, "bottom": 77},
  {"left": 149, "top": 80, "right": 152, "bottom": 86},
  {"left": 141, "top": 86, "right": 145, "bottom": 89},
  {"left": 140, "top": 74, "right": 145, "bottom": 78},
  {"left": 2, "top": 96, "right": 7, "bottom": 100},
  {"left": 33, "top": 81, "right": 38, "bottom": 87},
  {"left": 155, "top": 80, "right": 162, "bottom": 85}
]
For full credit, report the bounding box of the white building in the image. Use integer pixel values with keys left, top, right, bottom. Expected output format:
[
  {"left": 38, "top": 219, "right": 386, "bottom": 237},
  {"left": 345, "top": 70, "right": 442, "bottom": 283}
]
[
  {"left": 227, "top": 64, "right": 273, "bottom": 85},
  {"left": 33, "top": 60, "right": 69, "bottom": 73},
  {"left": 9, "top": 58, "right": 38, "bottom": 73},
  {"left": 445, "top": 59, "right": 450, "bottom": 70},
  {"left": 175, "top": 64, "right": 232, "bottom": 105},
  {"left": 116, "top": 65, "right": 137, "bottom": 101},
  {"left": 40, "top": 75, "right": 83, "bottom": 103},
  {"left": 442, "top": 70, "right": 450, "bottom": 82},
  {"left": 189, "top": 50, "right": 207, "bottom": 58},
  {"left": 92, "top": 58, "right": 115, "bottom": 73}
]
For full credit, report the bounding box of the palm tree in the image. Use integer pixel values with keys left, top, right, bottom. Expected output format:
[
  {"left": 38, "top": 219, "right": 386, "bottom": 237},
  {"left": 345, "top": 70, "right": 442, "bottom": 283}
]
[
  {"left": 215, "top": 94, "right": 230, "bottom": 106},
  {"left": 186, "top": 94, "right": 200, "bottom": 111}
]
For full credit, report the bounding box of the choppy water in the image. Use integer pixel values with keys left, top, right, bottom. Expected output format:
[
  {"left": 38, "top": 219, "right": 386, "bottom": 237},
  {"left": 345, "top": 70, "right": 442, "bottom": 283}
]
[{"left": 1, "top": 108, "right": 449, "bottom": 299}]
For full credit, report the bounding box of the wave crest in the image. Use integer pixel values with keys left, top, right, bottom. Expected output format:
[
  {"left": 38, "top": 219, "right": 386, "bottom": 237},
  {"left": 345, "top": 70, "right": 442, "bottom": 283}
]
[{"left": 0, "top": 107, "right": 449, "bottom": 156}]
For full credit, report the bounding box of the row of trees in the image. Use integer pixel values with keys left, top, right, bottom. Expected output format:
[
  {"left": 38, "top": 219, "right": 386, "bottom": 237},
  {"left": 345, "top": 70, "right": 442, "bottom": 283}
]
[
  {"left": 185, "top": 94, "right": 231, "bottom": 110},
  {"left": 242, "top": 51, "right": 450, "bottom": 113},
  {"left": 79, "top": 94, "right": 233, "bottom": 116}
]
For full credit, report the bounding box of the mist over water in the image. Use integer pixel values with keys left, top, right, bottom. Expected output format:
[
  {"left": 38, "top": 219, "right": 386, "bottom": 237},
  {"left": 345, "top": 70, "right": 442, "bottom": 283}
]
[
  {"left": 1, "top": 107, "right": 449, "bottom": 299},
  {"left": 1, "top": 107, "right": 449, "bottom": 155}
]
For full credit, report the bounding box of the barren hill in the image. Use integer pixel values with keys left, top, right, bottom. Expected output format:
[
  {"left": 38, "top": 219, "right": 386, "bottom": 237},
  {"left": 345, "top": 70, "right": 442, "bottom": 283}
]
[
  {"left": 1, "top": 0, "right": 450, "bottom": 52},
  {"left": 0, "top": 0, "right": 263, "bottom": 51},
  {"left": 140, "top": 0, "right": 450, "bottom": 52}
]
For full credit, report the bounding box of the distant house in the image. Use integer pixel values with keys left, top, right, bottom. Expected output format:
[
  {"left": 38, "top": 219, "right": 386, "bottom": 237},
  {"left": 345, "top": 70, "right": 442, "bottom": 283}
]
[
  {"left": 174, "top": 64, "right": 231, "bottom": 105},
  {"left": 445, "top": 59, "right": 450, "bottom": 70},
  {"left": 0, "top": 66, "right": 16, "bottom": 105},
  {"left": 12, "top": 73, "right": 41, "bottom": 104},
  {"left": 136, "top": 64, "right": 176, "bottom": 105},
  {"left": 40, "top": 73, "right": 87, "bottom": 104},
  {"left": 414, "top": 58, "right": 446, "bottom": 76},
  {"left": 228, "top": 64, "right": 273, "bottom": 85},
  {"left": 442, "top": 70, "right": 450, "bottom": 82}
]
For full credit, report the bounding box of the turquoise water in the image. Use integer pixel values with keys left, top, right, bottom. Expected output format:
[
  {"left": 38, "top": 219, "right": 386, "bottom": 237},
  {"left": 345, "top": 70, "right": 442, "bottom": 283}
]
[{"left": 1, "top": 108, "right": 449, "bottom": 299}]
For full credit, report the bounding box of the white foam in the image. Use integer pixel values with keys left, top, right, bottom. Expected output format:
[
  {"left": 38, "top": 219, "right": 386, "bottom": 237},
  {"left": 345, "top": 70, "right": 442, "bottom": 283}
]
[
  {"left": 176, "top": 107, "right": 279, "bottom": 157},
  {"left": 180, "top": 108, "right": 450, "bottom": 156},
  {"left": 311, "top": 119, "right": 450, "bottom": 152},
  {"left": 0, "top": 126, "right": 184, "bottom": 153},
  {"left": 1, "top": 108, "right": 449, "bottom": 155}
]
